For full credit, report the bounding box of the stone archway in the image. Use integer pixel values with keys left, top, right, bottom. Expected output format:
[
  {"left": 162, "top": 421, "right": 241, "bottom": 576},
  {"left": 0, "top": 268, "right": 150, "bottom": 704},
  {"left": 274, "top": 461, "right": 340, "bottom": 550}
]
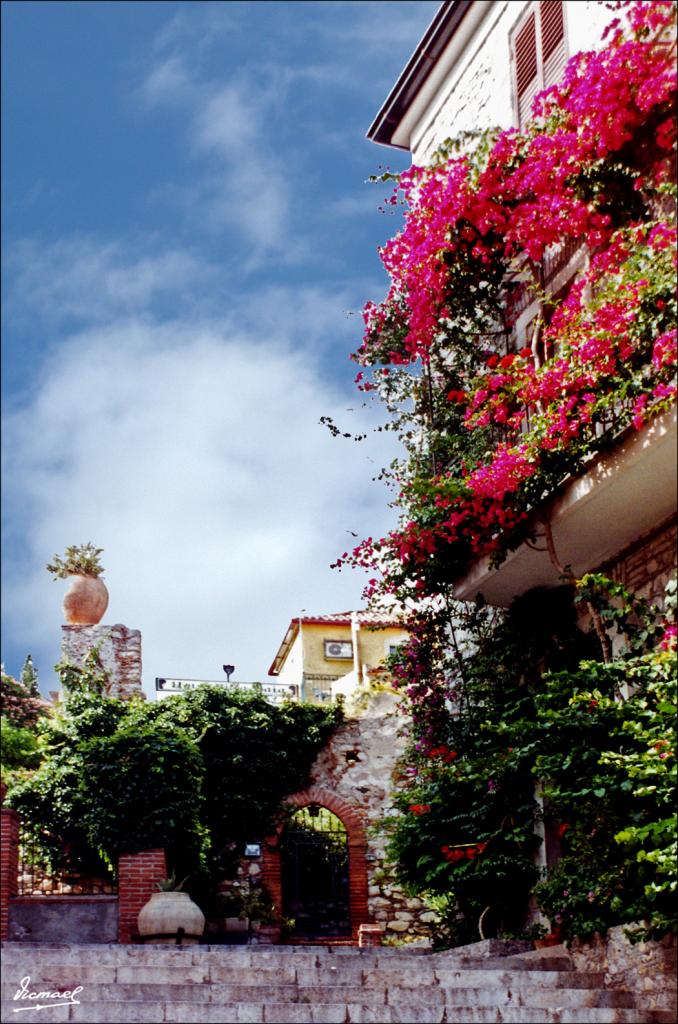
[{"left": 261, "top": 785, "right": 370, "bottom": 940}]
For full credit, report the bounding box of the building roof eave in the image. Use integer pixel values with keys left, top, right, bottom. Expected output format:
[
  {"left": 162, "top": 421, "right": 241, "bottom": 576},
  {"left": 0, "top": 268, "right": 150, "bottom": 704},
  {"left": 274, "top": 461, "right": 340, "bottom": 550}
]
[
  {"left": 366, "top": 0, "right": 473, "bottom": 150},
  {"left": 268, "top": 611, "right": 408, "bottom": 676}
]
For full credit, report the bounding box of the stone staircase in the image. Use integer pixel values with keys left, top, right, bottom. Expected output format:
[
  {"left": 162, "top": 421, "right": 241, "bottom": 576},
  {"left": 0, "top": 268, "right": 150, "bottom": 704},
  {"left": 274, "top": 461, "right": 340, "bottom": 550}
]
[{"left": 1, "top": 942, "right": 674, "bottom": 1023}]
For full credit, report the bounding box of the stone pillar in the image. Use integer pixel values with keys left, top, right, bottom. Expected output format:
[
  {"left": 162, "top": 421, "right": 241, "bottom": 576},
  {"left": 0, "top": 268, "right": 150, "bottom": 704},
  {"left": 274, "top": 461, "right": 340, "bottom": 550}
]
[
  {"left": 61, "top": 624, "right": 144, "bottom": 700},
  {"left": 118, "top": 849, "right": 167, "bottom": 944},
  {"left": 1, "top": 782, "right": 20, "bottom": 942}
]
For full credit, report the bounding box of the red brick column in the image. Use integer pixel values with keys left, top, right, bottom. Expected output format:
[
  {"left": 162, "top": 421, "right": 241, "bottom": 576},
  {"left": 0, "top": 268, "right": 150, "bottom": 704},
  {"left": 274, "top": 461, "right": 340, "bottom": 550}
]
[
  {"left": 1, "top": 782, "right": 20, "bottom": 942},
  {"left": 347, "top": 836, "right": 369, "bottom": 939},
  {"left": 117, "top": 848, "right": 167, "bottom": 944},
  {"left": 261, "top": 838, "right": 283, "bottom": 914}
]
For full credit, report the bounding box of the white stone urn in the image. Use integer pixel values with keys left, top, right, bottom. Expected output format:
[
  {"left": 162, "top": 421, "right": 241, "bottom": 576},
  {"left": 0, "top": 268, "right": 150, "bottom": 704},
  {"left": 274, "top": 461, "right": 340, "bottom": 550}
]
[
  {"left": 63, "top": 575, "right": 109, "bottom": 624},
  {"left": 137, "top": 891, "right": 205, "bottom": 945}
]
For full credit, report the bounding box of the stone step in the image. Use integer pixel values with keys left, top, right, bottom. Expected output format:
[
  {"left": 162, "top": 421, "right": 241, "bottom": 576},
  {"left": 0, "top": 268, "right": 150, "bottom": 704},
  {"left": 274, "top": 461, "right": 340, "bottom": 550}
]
[
  {"left": 0, "top": 942, "right": 575, "bottom": 965},
  {"left": 0, "top": 962, "right": 608, "bottom": 989},
  {"left": 0, "top": 981, "right": 637, "bottom": 1008},
  {"left": 0, "top": 944, "right": 577, "bottom": 973},
  {"left": 3, "top": 941, "right": 665, "bottom": 1024},
  {"left": 1, "top": 1001, "right": 674, "bottom": 1024},
  {"left": 0, "top": 966, "right": 614, "bottom": 999},
  {"left": 0, "top": 944, "right": 371, "bottom": 962}
]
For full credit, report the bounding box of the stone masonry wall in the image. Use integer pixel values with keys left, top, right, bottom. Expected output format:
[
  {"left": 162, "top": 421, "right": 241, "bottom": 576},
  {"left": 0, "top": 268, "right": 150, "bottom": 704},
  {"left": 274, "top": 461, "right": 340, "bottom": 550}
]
[
  {"left": 60, "top": 624, "right": 143, "bottom": 700},
  {"left": 597, "top": 515, "right": 677, "bottom": 606},
  {"left": 231, "top": 691, "right": 438, "bottom": 943},
  {"left": 306, "top": 691, "right": 437, "bottom": 942},
  {"left": 570, "top": 925, "right": 677, "bottom": 1013},
  {"left": 223, "top": 691, "right": 437, "bottom": 942}
]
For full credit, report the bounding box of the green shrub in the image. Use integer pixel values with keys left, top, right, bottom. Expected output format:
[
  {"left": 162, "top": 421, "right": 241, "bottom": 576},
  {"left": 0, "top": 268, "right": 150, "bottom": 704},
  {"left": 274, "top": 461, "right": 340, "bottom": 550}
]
[
  {"left": 7, "top": 674, "right": 342, "bottom": 900},
  {"left": 0, "top": 718, "right": 42, "bottom": 772}
]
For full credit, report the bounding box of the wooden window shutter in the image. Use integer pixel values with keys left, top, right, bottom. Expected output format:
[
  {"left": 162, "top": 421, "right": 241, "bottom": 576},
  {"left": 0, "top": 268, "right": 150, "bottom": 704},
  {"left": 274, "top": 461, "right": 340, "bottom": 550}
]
[
  {"left": 540, "top": 1, "right": 566, "bottom": 87},
  {"left": 514, "top": 12, "right": 539, "bottom": 127}
]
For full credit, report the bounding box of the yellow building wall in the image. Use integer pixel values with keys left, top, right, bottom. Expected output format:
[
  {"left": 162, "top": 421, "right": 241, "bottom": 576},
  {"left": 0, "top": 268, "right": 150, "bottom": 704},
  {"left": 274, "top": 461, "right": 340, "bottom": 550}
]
[
  {"left": 301, "top": 622, "right": 409, "bottom": 703},
  {"left": 273, "top": 621, "right": 409, "bottom": 704},
  {"left": 356, "top": 625, "right": 409, "bottom": 675},
  {"left": 301, "top": 623, "right": 353, "bottom": 677}
]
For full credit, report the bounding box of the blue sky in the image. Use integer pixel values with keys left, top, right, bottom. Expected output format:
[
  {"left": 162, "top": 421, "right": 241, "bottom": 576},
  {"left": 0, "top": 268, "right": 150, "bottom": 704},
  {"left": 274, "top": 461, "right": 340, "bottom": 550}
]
[{"left": 1, "top": 0, "right": 439, "bottom": 694}]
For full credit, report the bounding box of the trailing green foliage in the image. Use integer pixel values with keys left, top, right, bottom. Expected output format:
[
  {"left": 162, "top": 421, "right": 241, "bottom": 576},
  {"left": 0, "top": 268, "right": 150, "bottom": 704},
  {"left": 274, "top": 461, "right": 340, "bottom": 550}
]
[
  {"left": 384, "top": 579, "right": 676, "bottom": 945},
  {"left": 533, "top": 635, "right": 677, "bottom": 941},
  {"left": 6, "top": 671, "right": 342, "bottom": 905},
  {"left": 0, "top": 718, "right": 42, "bottom": 772},
  {"left": 383, "top": 588, "right": 596, "bottom": 946},
  {"left": 1, "top": 657, "right": 49, "bottom": 780}
]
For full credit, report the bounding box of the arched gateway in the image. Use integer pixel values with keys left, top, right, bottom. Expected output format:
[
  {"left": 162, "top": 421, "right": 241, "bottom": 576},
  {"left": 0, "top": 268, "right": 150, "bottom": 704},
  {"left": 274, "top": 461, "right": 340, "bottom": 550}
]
[{"left": 261, "top": 785, "right": 369, "bottom": 941}]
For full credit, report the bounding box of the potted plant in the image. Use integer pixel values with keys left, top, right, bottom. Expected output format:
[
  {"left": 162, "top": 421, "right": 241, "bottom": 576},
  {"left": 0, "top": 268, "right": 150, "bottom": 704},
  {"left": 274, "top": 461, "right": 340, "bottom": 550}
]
[
  {"left": 224, "top": 883, "right": 281, "bottom": 944},
  {"left": 243, "top": 891, "right": 281, "bottom": 945},
  {"left": 238, "top": 888, "right": 274, "bottom": 927},
  {"left": 137, "top": 875, "right": 206, "bottom": 945},
  {"left": 47, "top": 543, "right": 109, "bottom": 625},
  {"left": 534, "top": 924, "right": 563, "bottom": 948}
]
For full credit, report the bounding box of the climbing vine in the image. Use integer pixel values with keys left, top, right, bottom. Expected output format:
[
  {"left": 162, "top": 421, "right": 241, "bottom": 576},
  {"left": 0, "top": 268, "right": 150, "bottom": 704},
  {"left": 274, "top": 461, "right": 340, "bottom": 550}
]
[
  {"left": 383, "top": 581, "right": 676, "bottom": 944},
  {"left": 334, "top": 0, "right": 677, "bottom": 945},
  {"left": 335, "top": 0, "right": 676, "bottom": 602},
  {"left": 7, "top": 673, "right": 342, "bottom": 904}
]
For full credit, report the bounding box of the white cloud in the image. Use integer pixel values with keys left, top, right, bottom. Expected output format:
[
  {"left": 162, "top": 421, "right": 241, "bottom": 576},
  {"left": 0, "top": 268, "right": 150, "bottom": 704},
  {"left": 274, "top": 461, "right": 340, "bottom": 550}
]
[
  {"left": 136, "top": 60, "right": 294, "bottom": 254},
  {"left": 140, "top": 55, "right": 198, "bottom": 109},
  {"left": 2, "top": 304, "right": 399, "bottom": 696},
  {"left": 309, "top": 1, "right": 439, "bottom": 57},
  {"left": 194, "top": 85, "right": 261, "bottom": 156},
  {"left": 151, "top": 5, "right": 237, "bottom": 58},
  {"left": 6, "top": 238, "right": 217, "bottom": 326},
  {"left": 134, "top": 2, "right": 439, "bottom": 257}
]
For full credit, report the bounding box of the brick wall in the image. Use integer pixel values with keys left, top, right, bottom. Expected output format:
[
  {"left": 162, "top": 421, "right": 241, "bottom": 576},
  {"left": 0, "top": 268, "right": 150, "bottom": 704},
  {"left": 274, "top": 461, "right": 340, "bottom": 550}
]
[
  {"left": 260, "top": 784, "right": 369, "bottom": 941},
  {"left": 117, "top": 849, "right": 167, "bottom": 944},
  {"left": 1, "top": 803, "right": 20, "bottom": 942}
]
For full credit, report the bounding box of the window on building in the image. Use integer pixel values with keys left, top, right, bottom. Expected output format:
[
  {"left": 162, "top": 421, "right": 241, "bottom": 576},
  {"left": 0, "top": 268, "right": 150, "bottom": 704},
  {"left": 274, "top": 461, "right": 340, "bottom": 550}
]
[{"left": 511, "top": 1, "right": 567, "bottom": 127}]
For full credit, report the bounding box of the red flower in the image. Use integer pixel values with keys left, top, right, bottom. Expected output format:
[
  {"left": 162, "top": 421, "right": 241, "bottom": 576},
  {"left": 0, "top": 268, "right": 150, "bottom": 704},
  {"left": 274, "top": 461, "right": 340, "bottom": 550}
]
[
  {"left": 499, "top": 354, "right": 516, "bottom": 369},
  {"left": 519, "top": 346, "right": 533, "bottom": 358},
  {"left": 409, "top": 804, "right": 431, "bottom": 815},
  {"left": 447, "top": 389, "right": 467, "bottom": 403},
  {"left": 486, "top": 354, "right": 500, "bottom": 368},
  {"left": 428, "top": 745, "right": 458, "bottom": 762}
]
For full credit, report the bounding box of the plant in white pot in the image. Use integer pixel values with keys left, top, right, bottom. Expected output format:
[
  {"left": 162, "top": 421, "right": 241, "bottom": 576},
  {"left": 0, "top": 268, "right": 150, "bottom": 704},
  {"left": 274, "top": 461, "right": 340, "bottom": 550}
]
[
  {"left": 238, "top": 885, "right": 281, "bottom": 945},
  {"left": 137, "top": 875, "right": 206, "bottom": 945},
  {"left": 47, "top": 543, "right": 109, "bottom": 625}
]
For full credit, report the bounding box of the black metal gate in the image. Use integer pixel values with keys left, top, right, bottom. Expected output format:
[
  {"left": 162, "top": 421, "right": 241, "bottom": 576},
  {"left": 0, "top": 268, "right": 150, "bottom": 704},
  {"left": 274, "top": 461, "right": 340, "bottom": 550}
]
[{"left": 280, "top": 805, "right": 350, "bottom": 938}]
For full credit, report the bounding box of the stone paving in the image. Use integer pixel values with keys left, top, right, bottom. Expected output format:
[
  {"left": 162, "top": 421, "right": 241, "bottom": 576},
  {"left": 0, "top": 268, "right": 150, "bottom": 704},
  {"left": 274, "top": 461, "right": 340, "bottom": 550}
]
[{"left": 1, "top": 942, "right": 674, "bottom": 1023}]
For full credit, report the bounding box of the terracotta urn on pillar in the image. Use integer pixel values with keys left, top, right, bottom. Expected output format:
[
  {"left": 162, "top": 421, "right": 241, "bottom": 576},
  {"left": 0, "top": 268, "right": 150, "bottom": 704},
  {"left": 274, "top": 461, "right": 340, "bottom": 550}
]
[
  {"left": 46, "top": 543, "right": 109, "bottom": 625},
  {"left": 62, "top": 575, "right": 109, "bottom": 624}
]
